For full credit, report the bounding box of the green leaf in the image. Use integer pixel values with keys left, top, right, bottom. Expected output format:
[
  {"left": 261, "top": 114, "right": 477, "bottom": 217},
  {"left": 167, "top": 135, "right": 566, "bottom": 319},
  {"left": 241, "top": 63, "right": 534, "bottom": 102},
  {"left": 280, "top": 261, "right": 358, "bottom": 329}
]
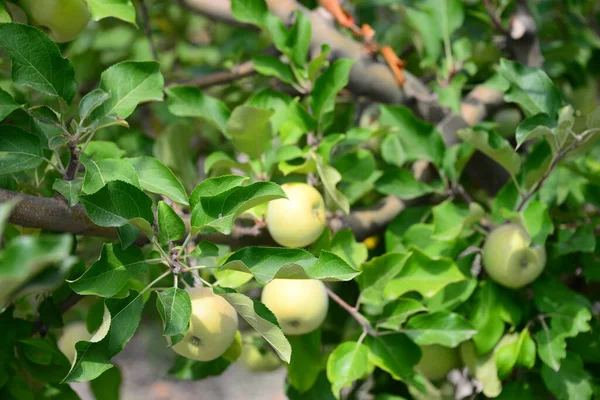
[
  {"left": 81, "top": 157, "right": 141, "bottom": 194},
  {"left": 52, "top": 180, "right": 83, "bottom": 206},
  {"left": 69, "top": 243, "right": 147, "bottom": 298},
  {"left": 156, "top": 288, "right": 192, "bottom": 337},
  {"left": 286, "top": 11, "right": 311, "bottom": 67},
  {"left": 498, "top": 59, "right": 562, "bottom": 118},
  {"left": 287, "top": 330, "right": 324, "bottom": 392},
  {"left": 0, "top": 126, "right": 43, "bottom": 175},
  {"left": 79, "top": 180, "right": 154, "bottom": 235},
  {"left": 457, "top": 127, "right": 521, "bottom": 176},
  {"left": 168, "top": 355, "right": 230, "bottom": 380},
  {"left": 165, "top": 86, "right": 231, "bottom": 134},
  {"left": 541, "top": 353, "right": 593, "bottom": 400},
  {"left": 231, "top": 0, "right": 268, "bottom": 25},
  {"left": 495, "top": 330, "right": 536, "bottom": 378},
  {"left": 376, "top": 299, "right": 428, "bottom": 331},
  {"left": 366, "top": 334, "right": 426, "bottom": 391},
  {"left": 326, "top": 341, "right": 372, "bottom": 399},
  {"left": 189, "top": 175, "right": 249, "bottom": 210},
  {"left": 287, "top": 371, "right": 335, "bottom": 400},
  {"left": 226, "top": 105, "right": 274, "bottom": 158},
  {"left": 379, "top": 105, "right": 445, "bottom": 165},
  {"left": 515, "top": 113, "right": 555, "bottom": 148},
  {"left": 0, "top": 235, "right": 72, "bottom": 310},
  {"left": 384, "top": 249, "right": 466, "bottom": 300},
  {"left": 64, "top": 291, "right": 145, "bottom": 382},
  {"left": 314, "top": 154, "right": 350, "bottom": 214},
  {"left": 79, "top": 89, "right": 111, "bottom": 125},
  {"left": 0, "top": 23, "right": 76, "bottom": 102},
  {"left": 0, "top": 2, "right": 9, "bottom": 22},
  {"left": 375, "top": 169, "right": 436, "bottom": 200},
  {"left": 84, "top": 141, "right": 126, "bottom": 161},
  {"left": 521, "top": 200, "right": 554, "bottom": 246},
  {"left": 87, "top": 0, "right": 136, "bottom": 24},
  {"left": 0, "top": 88, "right": 19, "bottom": 122},
  {"left": 404, "top": 311, "right": 476, "bottom": 347},
  {"left": 253, "top": 55, "right": 296, "bottom": 85},
  {"left": 381, "top": 134, "right": 406, "bottom": 167},
  {"left": 157, "top": 201, "right": 185, "bottom": 245},
  {"left": 90, "top": 367, "right": 122, "bottom": 400},
  {"left": 310, "top": 59, "right": 354, "bottom": 123},
  {"left": 330, "top": 229, "right": 368, "bottom": 270},
  {"left": 431, "top": 200, "right": 475, "bottom": 241},
  {"left": 357, "top": 252, "right": 411, "bottom": 306},
  {"left": 190, "top": 182, "right": 285, "bottom": 234},
  {"left": 555, "top": 225, "right": 596, "bottom": 256},
  {"left": 129, "top": 156, "right": 188, "bottom": 205},
  {"left": 221, "top": 247, "right": 359, "bottom": 284},
  {"left": 94, "top": 61, "right": 164, "bottom": 120},
  {"left": 204, "top": 151, "right": 251, "bottom": 175},
  {"left": 214, "top": 287, "right": 291, "bottom": 363},
  {"left": 333, "top": 150, "right": 376, "bottom": 182}
]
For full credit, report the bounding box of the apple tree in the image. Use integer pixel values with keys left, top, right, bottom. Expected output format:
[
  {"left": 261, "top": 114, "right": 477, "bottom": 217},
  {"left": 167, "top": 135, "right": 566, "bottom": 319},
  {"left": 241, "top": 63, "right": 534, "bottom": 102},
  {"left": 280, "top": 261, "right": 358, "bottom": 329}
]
[{"left": 0, "top": 0, "right": 599, "bottom": 399}]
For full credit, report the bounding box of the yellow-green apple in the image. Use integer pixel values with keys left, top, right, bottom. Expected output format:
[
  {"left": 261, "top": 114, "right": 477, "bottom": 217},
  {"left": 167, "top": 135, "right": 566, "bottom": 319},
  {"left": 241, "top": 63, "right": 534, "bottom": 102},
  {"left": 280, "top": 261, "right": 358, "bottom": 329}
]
[
  {"left": 240, "top": 342, "right": 281, "bottom": 372},
  {"left": 21, "top": 0, "right": 90, "bottom": 43},
  {"left": 482, "top": 223, "right": 546, "bottom": 289},
  {"left": 261, "top": 279, "right": 328, "bottom": 335},
  {"left": 171, "top": 287, "right": 239, "bottom": 361},
  {"left": 416, "top": 344, "right": 460, "bottom": 381},
  {"left": 266, "top": 183, "right": 326, "bottom": 248}
]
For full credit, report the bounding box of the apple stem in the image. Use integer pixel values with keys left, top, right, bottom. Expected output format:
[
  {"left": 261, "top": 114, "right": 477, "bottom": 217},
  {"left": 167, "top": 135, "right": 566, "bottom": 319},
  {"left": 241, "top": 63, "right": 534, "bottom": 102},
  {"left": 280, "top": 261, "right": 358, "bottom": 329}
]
[{"left": 326, "top": 286, "right": 377, "bottom": 336}]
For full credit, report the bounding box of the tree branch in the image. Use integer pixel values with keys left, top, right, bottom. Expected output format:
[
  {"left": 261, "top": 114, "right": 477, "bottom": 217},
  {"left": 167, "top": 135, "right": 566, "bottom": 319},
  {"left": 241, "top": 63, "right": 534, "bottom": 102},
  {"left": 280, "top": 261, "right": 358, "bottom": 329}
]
[
  {"left": 326, "top": 286, "right": 376, "bottom": 336},
  {"left": 166, "top": 60, "right": 256, "bottom": 89}
]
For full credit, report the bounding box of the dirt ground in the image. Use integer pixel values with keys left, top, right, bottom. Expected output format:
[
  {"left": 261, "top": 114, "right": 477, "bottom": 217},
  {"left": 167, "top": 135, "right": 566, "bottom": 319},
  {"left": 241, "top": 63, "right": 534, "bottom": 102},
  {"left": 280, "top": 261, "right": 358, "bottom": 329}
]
[{"left": 71, "top": 321, "right": 288, "bottom": 400}]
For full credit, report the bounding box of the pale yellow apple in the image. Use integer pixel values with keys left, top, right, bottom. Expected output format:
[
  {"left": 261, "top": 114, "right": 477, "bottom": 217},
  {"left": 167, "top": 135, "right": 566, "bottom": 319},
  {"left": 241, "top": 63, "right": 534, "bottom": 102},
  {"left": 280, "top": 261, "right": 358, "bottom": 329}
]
[
  {"left": 482, "top": 223, "right": 546, "bottom": 289},
  {"left": 261, "top": 279, "right": 328, "bottom": 335},
  {"left": 21, "top": 0, "right": 90, "bottom": 43},
  {"left": 416, "top": 344, "right": 460, "bottom": 381},
  {"left": 240, "top": 342, "right": 281, "bottom": 372},
  {"left": 57, "top": 321, "right": 92, "bottom": 363},
  {"left": 266, "top": 183, "right": 326, "bottom": 248},
  {"left": 171, "top": 287, "right": 239, "bottom": 361}
]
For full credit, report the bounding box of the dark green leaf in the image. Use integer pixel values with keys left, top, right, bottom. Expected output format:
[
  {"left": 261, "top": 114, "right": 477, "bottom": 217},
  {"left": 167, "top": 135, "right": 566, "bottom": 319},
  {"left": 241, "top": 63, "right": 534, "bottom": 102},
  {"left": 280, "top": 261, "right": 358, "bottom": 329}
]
[
  {"left": 540, "top": 353, "right": 593, "bottom": 400},
  {"left": 287, "top": 330, "right": 324, "bottom": 392},
  {"left": 0, "top": 126, "right": 43, "bottom": 175},
  {"left": 165, "top": 86, "right": 231, "bottom": 134},
  {"left": 156, "top": 288, "right": 192, "bottom": 337},
  {"left": 90, "top": 367, "right": 122, "bottom": 400},
  {"left": 129, "top": 156, "right": 188, "bottom": 205},
  {"left": 168, "top": 355, "right": 230, "bottom": 380},
  {"left": 404, "top": 311, "right": 477, "bottom": 347},
  {"left": 0, "top": 87, "right": 19, "bottom": 121},
  {"left": 157, "top": 201, "right": 185, "bottom": 245},
  {"left": 310, "top": 59, "right": 354, "bottom": 123}
]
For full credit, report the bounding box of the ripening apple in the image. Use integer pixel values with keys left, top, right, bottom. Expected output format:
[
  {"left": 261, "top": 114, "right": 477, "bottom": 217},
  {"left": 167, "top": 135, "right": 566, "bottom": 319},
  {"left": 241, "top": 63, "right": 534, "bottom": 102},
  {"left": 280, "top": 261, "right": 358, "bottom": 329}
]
[
  {"left": 240, "top": 342, "right": 281, "bottom": 372},
  {"left": 171, "top": 287, "right": 239, "bottom": 361},
  {"left": 416, "top": 344, "right": 460, "bottom": 381},
  {"left": 482, "top": 223, "right": 546, "bottom": 289},
  {"left": 57, "top": 321, "right": 92, "bottom": 363},
  {"left": 261, "top": 279, "right": 328, "bottom": 335},
  {"left": 21, "top": 0, "right": 90, "bottom": 43},
  {"left": 266, "top": 183, "right": 326, "bottom": 248}
]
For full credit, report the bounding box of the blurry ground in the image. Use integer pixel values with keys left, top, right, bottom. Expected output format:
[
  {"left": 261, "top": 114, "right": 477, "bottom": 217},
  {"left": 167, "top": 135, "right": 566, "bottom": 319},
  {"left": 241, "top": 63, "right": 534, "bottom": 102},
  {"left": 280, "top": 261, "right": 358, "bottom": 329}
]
[{"left": 72, "top": 321, "right": 287, "bottom": 400}]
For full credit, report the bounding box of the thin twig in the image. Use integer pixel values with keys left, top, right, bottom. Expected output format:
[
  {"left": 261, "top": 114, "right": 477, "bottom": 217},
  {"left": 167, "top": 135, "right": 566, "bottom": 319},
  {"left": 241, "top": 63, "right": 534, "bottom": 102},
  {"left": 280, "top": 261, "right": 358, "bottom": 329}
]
[
  {"left": 483, "top": 0, "right": 508, "bottom": 34},
  {"left": 138, "top": 0, "right": 159, "bottom": 62},
  {"left": 326, "top": 286, "right": 376, "bottom": 336},
  {"left": 166, "top": 61, "right": 256, "bottom": 89}
]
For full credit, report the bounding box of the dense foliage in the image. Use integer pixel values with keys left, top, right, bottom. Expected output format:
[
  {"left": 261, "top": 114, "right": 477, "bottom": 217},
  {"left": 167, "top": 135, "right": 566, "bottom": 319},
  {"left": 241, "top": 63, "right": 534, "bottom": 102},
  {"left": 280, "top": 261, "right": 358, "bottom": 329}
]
[{"left": 0, "top": 0, "right": 599, "bottom": 399}]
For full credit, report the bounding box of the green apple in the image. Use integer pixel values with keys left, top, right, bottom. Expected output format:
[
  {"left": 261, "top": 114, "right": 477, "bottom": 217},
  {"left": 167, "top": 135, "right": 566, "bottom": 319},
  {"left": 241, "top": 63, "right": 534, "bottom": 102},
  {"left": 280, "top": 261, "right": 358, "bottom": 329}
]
[
  {"left": 261, "top": 279, "right": 328, "bottom": 335},
  {"left": 416, "top": 344, "right": 460, "bottom": 381},
  {"left": 57, "top": 321, "right": 92, "bottom": 363},
  {"left": 482, "top": 223, "right": 546, "bottom": 289},
  {"left": 171, "top": 287, "right": 239, "bottom": 361},
  {"left": 240, "top": 342, "right": 281, "bottom": 372},
  {"left": 492, "top": 108, "right": 522, "bottom": 138},
  {"left": 266, "top": 183, "right": 326, "bottom": 248},
  {"left": 21, "top": 0, "right": 90, "bottom": 43}
]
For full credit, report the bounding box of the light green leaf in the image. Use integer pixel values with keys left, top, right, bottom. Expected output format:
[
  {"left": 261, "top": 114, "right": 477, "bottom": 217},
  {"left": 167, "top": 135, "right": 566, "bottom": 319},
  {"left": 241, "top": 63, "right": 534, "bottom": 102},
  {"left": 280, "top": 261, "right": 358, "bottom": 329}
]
[
  {"left": 84, "top": 141, "right": 126, "bottom": 161},
  {"left": 376, "top": 299, "right": 428, "bottom": 331},
  {"left": 165, "top": 86, "right": 231, "bottom": 134},
  {"left": 81, "top": 158, "right": 140, "bottom": 194},
  {"left": 221, "top": 247, "right": 359, "bottom": 285},
  {"left": 286, "top": 11, "right": 311, "bottom": 67},
  {"left": 226, "top": 105, "right": 274, "bottom": 158},
  {"left": 287, "top": 330, "right": 324, "bottom": 392},
  {"left": 404, "top": 311, "right": 476, "bottom": 347},
  {"left": 379, "top": 105, "right": 445, "bottom": 165},
  {"left": 156, "top": 288, "right": 192, "bottom": 337},
  {"left": 357, "top": 252, "right": 411, "bottom": 306},
  {"left": 253, "top": 55, "right": 295, "bottom": 85},
  {"left": 69, "top": 243, "right": 147, "bottom": 298},
  {"left": 129, "top": 156, "right": 188, "bottom": 205},
  {"left": 87, "top": 0, "right": 136, "bottom": 24},
  {"left": 384, "top": 249, "right": 466, "bottom": 300},
  {"left": 310, "top": 59, "right": 354, "bottom": 123},
  {"left": 326, "top": 341, "right": 372, "bottom": 399},
  {"left": 94, "top": 61, "right": 164, "bottom": 120},
  {"left": 375, "top": 169, "right": 436, "bottom": 200},
  {"left": 214, "top": 287, "right": 291, "bottom": 363},
  {"left": 0, "top": 197, "right": 18, "bottom": 235},
  {"left": 190, "top": 182, "right": 285, "bottom": 234},
  {"left": 330, "top": 229, "right": 368, "bottom": 270},
  {"left": 231, "top": 0, "right": 268, "bottom": 25},
  {"left": 79, "top": 181, "right": 154, "bottom": 236},
  {"left": 457, "top": 127, "right": 521, "bottom": 176},
  {"left": 314, "top": 154, "right": 350, "bottom": 214},
  {"left": 157, "top": 201, "right": 185, "bottom": 245},
  {"left": 0, "top": 23, "right": 76, "bottom": 102},
  {"left": 0, "top": 126, "right": 43, "bottom": 175},
  {"left": 189, "top": 175, "right": 249, "bottom": 210},
  {"left": 541, "top": 353, "right": 593, "bottom": 400}
]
